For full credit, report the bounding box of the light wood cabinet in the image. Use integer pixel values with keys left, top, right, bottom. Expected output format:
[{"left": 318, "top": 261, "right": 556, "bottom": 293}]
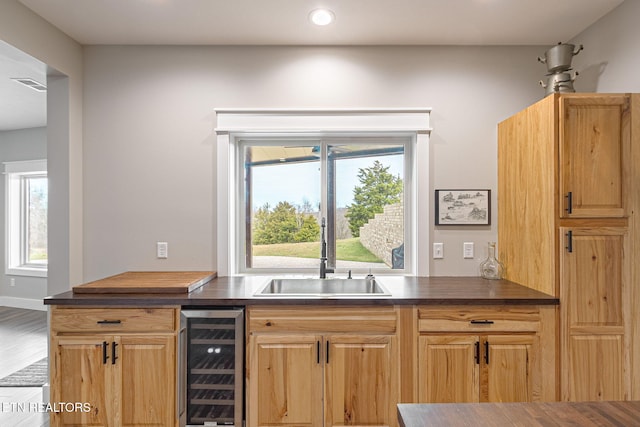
[
  {"left": 247, "top": 306, "right": 399, "bottom": 427},
  {"left": 50, "top": 306, "right": 179, "bottom": 427},
  {"left": 416, "top": 306, "right": 549, "bottom": 403},
  {"left": 498, "top": 93, "right": 640, "bottom": 401},
  {"left": 560, "top": 226, "right": 630, "bottom": 400},
  {"left": 558, "top": 95, "right": 630, "bottom": 219},
  {"left": 250, "top": 334, "right": 324, "bottom": 427}
]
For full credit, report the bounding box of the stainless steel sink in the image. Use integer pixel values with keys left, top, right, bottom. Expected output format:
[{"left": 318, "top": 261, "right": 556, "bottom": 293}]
[{"left": 254, "top": 278, "right": 391, "bottom": 297}]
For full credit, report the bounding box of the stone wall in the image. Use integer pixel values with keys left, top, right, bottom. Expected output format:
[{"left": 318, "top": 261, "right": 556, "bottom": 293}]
[{"left": 359, "top": 203, "right": 403, "bottom": 267}]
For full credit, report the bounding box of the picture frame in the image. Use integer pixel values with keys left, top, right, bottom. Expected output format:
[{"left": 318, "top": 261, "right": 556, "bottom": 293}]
[{"left": 435, "top": 189, "right": 491, "bottom": 225}]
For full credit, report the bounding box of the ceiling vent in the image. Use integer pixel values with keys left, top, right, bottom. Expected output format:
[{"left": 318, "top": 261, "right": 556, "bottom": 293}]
[{"left": 11, "top": 77, "right": 47, "bottom": 92}]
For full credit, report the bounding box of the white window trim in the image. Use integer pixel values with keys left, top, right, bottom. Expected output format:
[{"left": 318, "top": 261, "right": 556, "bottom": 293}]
[
  {"left": 214, "top": 108, "right": 431, "bottom": 277},
  {"left": 4, "top": 159, "right": 48, "bottom": 278}
]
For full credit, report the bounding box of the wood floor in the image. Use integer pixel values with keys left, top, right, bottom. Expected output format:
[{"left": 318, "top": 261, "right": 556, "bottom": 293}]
[{"left": 0, "top": 306, "right": 49, "bottom": 427}]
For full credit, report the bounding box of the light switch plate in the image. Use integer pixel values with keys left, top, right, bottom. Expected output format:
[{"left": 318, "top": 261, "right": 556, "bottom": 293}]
[
  {"left": 433, "top": 242, "right": 444, "bottom": 259},
  {"left": 463, "top": 242, "right": 474, "bottom": 259},
  {"left": 157, "top": 241, "right": 168, "bottom": 259}
]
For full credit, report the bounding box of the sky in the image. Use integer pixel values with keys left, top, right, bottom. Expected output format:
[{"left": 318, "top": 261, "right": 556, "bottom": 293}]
[{"left": 251, "top": 154, "right": 403, "bottom": 210}]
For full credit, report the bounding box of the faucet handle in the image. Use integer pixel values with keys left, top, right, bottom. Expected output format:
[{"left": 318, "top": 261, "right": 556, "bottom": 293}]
[{"left": 347, "top": 270, "right": 352, "bottom": 279}]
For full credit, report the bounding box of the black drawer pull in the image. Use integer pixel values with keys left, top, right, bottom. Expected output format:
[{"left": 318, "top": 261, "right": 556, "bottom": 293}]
[
  {"left": 470, "top": 320, "right": 494, "bottom": 325},
  {"left": 97, "top": 320, "right": 122, "bottom": 325},
  {"left": 565, "top": 191, "right": 573, "bottom": 214},
  {"left": 102, "top": 341, "right": 109, "bottom": 364},
  {"left": 485, "top": 341, "right": 490, "bottom": 364},
  {"left": 112, "top": 342, "right": 118, "bottom": 365},
  {"left": 474, "top": 341, "right": 480, "bottom": 364}
]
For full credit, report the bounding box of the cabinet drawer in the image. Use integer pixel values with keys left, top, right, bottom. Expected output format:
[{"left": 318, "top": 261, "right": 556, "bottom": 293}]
[
  {"left": 248, "top": 306, "right": 398, "bottom": 334},
  {"left": 51, "top": 307, "right": 177, "bottom": 333},
  {"left": 418, "top": 306, "right": 540, "bottom": 333}
]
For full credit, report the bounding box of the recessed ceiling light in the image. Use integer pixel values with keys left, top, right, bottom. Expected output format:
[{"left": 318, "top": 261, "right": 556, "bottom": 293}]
[
  {"left": 11, "top": 77, "right": 47, "bottom": 92},
  {"left": 309, "top": 9, "right": 335, "bottom": 26}
]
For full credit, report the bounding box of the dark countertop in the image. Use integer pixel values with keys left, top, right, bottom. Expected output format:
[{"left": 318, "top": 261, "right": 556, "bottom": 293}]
[
  {"left": 44, "top": 276, "right": 558, "bottom": 306},
  {"left": 397, "top": 401, "right": 640, "bottom": 427}
]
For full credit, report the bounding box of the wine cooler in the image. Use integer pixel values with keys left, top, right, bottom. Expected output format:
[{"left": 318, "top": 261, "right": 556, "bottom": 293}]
[{"left": 180, "top": 309, "right": 244, "bottom": 427}]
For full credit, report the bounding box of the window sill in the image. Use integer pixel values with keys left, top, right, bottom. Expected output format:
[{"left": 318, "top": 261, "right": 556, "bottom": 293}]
[{"left": 6, "top": 267, "right": 48, "bottom": 278}]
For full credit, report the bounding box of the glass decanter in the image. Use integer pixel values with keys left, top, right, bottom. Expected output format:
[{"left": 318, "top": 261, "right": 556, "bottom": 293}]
[{"left": 479, "top": 242, "right": 504, "bottom": 280}]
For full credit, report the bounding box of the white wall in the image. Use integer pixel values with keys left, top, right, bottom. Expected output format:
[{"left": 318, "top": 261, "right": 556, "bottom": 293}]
[
  {"left": 0, "top": 0, "right": 83, "bottom": 296},
  {"left": 83, "top": 45, "right": 548, "bottom": 279},
  {"left": 571, "top": 0, "right": 640, "bottom": 93},
  {"left": 4, "top": 0, "right": 639, "bottom": 286},
  {"left": 0, "top": 127, "right": 47, "bottom": 307}
]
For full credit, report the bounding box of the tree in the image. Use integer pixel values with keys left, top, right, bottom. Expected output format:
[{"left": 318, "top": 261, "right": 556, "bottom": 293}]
[
  {"left": 345, "top": 160, "right": 403, "bottom": 237},
  {"left": 253, "top": 201, "right": 320, "bottom": 244}
]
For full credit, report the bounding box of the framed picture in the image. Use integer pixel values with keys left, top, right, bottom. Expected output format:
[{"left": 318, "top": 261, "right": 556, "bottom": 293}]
[{"left": 435, "top": 189, "right": 491, "bottom": 225}]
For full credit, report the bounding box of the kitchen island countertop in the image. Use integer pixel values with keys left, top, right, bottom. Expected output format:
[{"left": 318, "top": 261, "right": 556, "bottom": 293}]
[
  {"left": 44, "top": 275, "right": 558, "bottom": 306},
  {"left": 397, "top": 401, "right": 640, "bottom": 426}
]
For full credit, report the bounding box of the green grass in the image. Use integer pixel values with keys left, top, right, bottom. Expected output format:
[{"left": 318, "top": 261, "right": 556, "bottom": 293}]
[{"left": 252, "top": 238, "right": 382, "bottom": 263}]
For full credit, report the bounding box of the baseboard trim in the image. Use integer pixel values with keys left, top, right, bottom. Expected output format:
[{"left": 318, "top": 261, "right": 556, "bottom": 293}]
[{"left": 0, "top": 296, "right": 46, "bottom": 311}]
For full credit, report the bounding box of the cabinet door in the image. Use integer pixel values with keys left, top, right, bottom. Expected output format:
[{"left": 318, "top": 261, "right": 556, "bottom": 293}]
[
  {"left": 559, "top": 95, "right": 630, "bottom": 218},
  {"left": 418, "top": 335, "right": 479, "bottom": 403},
  {"left": 485, "top": 335, "right": 537, "bottom": 403},
  {"left": 118, "top": 335, "right": 176, "bottom": 427},
  {"left": 324, "top": 335, "right": 396, "bottom": 427},
  {"left": 560, "top": 226, "right": 630, "bottom": 401},
  {"left": 568, "top": 335, "right": 624, "bottom": 401},
  {"left": 248, "top": 334, "right": 323, "bottom": 427},
  {"left": 51, "top": 336, "right": 114, "bottom": 427}
]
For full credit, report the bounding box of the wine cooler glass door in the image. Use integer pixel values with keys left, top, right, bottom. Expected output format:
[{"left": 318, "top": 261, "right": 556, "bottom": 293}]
[{"left": 181, "top": 309, "right": 244, "bottom": 427}]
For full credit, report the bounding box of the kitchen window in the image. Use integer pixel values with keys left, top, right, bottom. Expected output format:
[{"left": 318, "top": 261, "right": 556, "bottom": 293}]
[
  {"left": 4, "top": 159, "right": 48, "bottom": 277},
  {"left": 215, "top": 109, "right": 431, "bottom": 276},
  {"left": 237, "top": 137, "right": 410, "bottom": 274}
]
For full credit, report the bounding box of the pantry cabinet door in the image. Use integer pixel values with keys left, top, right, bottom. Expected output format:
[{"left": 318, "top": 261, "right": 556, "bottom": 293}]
[
  {"left": 559, "top": 95, "right": 630, "bottom": 218},
  {"left": 560, "top": 226, "right": 630, "bottom": 401}
]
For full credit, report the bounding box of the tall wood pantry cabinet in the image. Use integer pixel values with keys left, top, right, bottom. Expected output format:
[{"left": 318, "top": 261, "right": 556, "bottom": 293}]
[{"left": 498, "top": 93, "right": 640, "bottom": 401}]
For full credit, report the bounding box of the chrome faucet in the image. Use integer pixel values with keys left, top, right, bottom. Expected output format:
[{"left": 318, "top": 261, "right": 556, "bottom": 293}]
[{"left": 320, "top": 217, "right": 334, "bottom": 279}]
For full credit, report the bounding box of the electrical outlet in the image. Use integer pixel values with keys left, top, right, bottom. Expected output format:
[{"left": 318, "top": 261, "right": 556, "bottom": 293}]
[
  {"left": 463, "top": 242, "right": 474, "bottom": 259},
  {"left": 9, "top": 278, "right": 16, "bottom": 287},
  {"left": 433, "top": 242, "right": 444, "bottom": 259},
  {"left": 157, "top": 242, "right": 168, "bottom": 259}
]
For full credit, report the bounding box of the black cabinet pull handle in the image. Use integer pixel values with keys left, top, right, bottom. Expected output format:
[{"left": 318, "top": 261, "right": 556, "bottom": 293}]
[
  {"left": 316, "top": 341, "right": 320, "bottom": 364},
  {"left": 474, "top": 342, "right": 480, "bottom": 364},
  {"left": 112, "top": 342, "right": 118, "bottom": 365},
  {"left": 566, "top": 230, "right": 573, "bottom": 253},
  {"left": 470, "top": 320, "right": 494, "bottom": 325},
  {"left": 326, "top": 340, "right": 330, "bottom": 364},
  {"left": 102, "top": 341, "right": 109, "bottom": 364},
  {"left": 97, "top": 320, "right": 122, "bottom": 325},
  {"left": 565, "top": 192, "right": 573, "bottom": 214},
  {"left": 484, "top": 341, "right": 490, "bottom": 364}
]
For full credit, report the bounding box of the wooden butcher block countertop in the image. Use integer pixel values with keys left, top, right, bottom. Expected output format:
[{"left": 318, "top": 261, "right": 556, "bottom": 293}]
[{"left": 72, "top": 271, "right": 217, "bottom": 294}]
